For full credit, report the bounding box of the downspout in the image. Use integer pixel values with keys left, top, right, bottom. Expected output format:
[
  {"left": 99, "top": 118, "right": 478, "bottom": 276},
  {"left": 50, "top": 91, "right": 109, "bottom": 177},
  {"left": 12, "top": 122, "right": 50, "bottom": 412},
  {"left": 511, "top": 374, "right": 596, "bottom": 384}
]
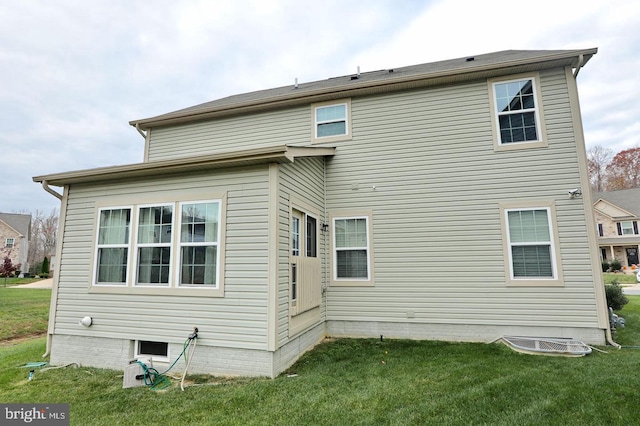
[
  {"left": 573, "top": 54, "right": 585, "bottom": 78},
  {"left": 41, "top": 180, "right": 63, "bottom": 200}
]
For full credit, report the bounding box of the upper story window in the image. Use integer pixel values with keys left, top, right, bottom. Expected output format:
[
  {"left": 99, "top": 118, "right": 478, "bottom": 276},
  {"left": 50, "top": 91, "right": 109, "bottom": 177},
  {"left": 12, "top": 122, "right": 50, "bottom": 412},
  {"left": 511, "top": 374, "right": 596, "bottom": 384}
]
[
  {"left": 489, "top": 74, "right": 547, "bottom": 151},
  {"left": 618, "top": 221, "right": 638, "bottom": 236},
  {"left": 312, "top": 99, "right": 352, "bottom": 143},
  {"left": 5, "top": 238, "right": 15, "bottom": 248}
]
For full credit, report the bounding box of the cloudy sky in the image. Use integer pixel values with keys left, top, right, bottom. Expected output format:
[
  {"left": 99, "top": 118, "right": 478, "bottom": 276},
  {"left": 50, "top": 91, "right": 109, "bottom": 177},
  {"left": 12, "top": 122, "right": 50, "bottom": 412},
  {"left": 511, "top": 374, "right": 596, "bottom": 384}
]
[{"left": 1, "top": 0, "right": 639, "bottom": 213}]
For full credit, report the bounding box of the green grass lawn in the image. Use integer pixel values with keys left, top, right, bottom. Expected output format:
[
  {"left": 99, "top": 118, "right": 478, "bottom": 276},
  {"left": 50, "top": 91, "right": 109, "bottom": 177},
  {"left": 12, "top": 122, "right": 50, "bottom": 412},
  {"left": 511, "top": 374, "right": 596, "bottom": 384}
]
[
  {"left": 0, "top": 277, "right": 44, "bottom": 287},
  {"left": 1, "top": 296, "right": 639, "bottom": 425},
  {"left": 0, "top": 288, "right": 51, "bottom": 340},
  {"left": 603, "top": 272, "right": 638, "bottom": 284}
]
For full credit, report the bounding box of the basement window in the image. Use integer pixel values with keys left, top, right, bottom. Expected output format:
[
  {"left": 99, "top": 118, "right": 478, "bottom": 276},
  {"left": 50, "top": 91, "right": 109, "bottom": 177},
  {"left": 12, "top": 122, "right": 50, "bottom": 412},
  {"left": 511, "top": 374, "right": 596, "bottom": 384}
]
[{"left": 136, "top": 340, "right": 169, "bottom": 362}]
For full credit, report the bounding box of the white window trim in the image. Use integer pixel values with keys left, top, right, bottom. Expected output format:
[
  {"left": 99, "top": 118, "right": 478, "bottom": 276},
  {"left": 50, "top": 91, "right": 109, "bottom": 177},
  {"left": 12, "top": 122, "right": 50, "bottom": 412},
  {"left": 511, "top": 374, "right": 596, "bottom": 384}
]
[
  {"left": 135, "top": 340, "right": 170, "bottom": 363},
  {"left": 89, "top": 191, "right": 227, "bottom": 297},
  {"left": 488, "top": 73, "right": 547, "bottom": 152},
  {"left": 176, "top": 200, "right": 222, "bottom": 288},
  {"left": 620, "top": 221, "right": 635, "bottom": 235},
  {"left": 311, "top": 99, "right": 352, "bottom": 143},
  {"left": 134, "top": 203, "right": 175, "bottom": 287},
  {"left": 93, "top": 206, "right": 133, "bottom": 287},
  {"left": 499, "top": 201, "right": 563, "bottom": 287},
  {"left": 5, "top": 238, "right": 15, "bottom": 248},
  {"left": 329, "top": 210, "right": 374, "bottom": 287}
]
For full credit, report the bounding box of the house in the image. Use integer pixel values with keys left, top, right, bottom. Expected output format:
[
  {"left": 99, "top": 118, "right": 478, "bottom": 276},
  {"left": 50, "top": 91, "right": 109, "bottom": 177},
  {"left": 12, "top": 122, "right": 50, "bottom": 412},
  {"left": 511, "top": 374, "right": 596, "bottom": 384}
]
[
  {"left": 593, "top": 188, "right": 640, "bottom": 268},
  {"left": 33, "top": 48, "right": 610, "bottom": 378},
  {"left": 0, "top": 212, "right": 31, "bottom": 276}
]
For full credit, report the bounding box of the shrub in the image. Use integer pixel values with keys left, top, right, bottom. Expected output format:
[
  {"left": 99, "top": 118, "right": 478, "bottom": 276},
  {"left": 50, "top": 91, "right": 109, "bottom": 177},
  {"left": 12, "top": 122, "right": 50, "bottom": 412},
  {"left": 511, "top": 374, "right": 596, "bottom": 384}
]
[
  {"left": 41, "top": 257, "right": 50, "bottom": 275},
  {"left": 610, "top": 259, "right": 622, "bottom": 272},
  {"left": 602, "top": 260, "right": 610, "bottom": 272},
  {"left": 605, "top": 281, "right": 629, "bottom": 311}
]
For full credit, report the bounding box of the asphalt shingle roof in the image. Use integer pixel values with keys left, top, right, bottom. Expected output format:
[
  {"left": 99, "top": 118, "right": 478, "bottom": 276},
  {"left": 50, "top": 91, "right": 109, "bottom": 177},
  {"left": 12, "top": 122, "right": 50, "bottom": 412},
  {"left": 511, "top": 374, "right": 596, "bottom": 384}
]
[
  {"left": 0, "top": 213, "right": 31, "bottom": 238},
  {"left": 593, "top": 188, "right": 640, "bottom": 217}
]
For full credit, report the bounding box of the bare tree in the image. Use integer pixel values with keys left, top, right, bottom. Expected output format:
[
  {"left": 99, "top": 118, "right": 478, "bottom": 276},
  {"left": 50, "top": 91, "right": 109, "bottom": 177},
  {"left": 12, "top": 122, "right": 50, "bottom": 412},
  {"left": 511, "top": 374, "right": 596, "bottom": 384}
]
[
  {"left": 25, "top": 208, "right": 59, "bottom": 273},
  {"left": 587, "top": 145, "right": 613, "bottom": 192}
]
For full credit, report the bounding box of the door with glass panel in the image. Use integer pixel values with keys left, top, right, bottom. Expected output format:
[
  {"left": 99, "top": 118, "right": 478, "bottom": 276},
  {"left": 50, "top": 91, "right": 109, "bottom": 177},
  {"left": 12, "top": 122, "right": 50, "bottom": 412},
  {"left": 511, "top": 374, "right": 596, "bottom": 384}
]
[{"left": 290, "top": 208, "right": 321, "bottom": 321}]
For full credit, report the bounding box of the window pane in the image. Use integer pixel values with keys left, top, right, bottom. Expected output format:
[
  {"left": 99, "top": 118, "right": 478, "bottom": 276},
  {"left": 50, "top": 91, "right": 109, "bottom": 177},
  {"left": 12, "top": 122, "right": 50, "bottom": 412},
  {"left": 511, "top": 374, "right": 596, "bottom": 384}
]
[
  {"left": 98, "top": 209, "right": 130, "bottom": 244},
  {"left": 337, "top": 250, "right": 368, "bottom": 278},
  {"left": 181, "top": 203, "right": 218, "bottom": 243},
  {"left": 498, "top": 112, "right": 537, "bottom": 143},
  {"left": 316, "top": 105, "right": 346, "bottom": 122},
  {"left": 335, "top": 218, "right": 367, "bottom": 247},
  {"left": 317, "top": 121, "right": 346, "bottom": 137},
  {"left": 292, "top": 217, "right": 300, "bottom": 256},
  {"left": 512, "top": 245, "right": 553, "bottom": 277},
  {"left": 306, "top": 216, "right": 317, "bottom": 257},
  {"left": 138, "top": 247, "right": 170, "bottom": 284},
  {"left": 508, "top": 210, "right": 550, "bottom": 243},
  {"left": 495, "top": 80, "right": 534, "bottom": 112},
  {"left": 96, "top": 248, "right": 128, "bottom": 283},
  {"left": 138, "top": 206, "right": 173, "bottom": 244},
  {"left": 181, "top": 246, "right": 217, "bottom": 285}
]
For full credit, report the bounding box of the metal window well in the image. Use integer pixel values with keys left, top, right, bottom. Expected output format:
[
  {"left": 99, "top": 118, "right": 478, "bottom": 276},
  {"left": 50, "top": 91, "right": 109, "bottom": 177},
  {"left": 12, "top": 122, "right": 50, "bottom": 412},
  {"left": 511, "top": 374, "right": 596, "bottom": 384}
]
[{"left": 500, "top": 336, "right": 592, "bottom": 357}]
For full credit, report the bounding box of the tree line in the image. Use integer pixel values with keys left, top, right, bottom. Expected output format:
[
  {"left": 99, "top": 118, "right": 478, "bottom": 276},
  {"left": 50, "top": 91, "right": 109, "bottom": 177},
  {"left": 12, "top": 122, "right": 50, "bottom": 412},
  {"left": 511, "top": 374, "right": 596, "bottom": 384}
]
[{"left": 588, "top": 146, "right": 640, "bottom": 192}]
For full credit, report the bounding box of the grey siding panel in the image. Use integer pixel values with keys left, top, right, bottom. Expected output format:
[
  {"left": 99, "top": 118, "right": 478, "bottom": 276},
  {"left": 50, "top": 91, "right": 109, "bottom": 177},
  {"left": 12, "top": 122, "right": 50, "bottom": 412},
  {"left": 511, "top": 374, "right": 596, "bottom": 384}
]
[
  {"left": 148, "top": 107, "right": 310, "bottom": 161},
  {"left": 277, "top": 158, "right": 327, "bottom": 347},
  {"left": 54, "top": 166, "right": 271, "bottom": 350},
  {"left": 325, "top": 68, "right": 601, "bottom": 328}
]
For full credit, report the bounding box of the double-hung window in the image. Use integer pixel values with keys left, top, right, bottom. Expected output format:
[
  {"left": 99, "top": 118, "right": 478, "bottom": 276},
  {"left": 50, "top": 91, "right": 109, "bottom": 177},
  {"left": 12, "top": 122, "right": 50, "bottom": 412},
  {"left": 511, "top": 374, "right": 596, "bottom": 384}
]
[
  {"left": 331, "top": 211, "right": 374, "bottom": 286},
  {"left": 5, "top": 238, "right": 15, "bottom": 248},
  {"left": 179, "top": 201, "right": 220, "bottom": 286},
  {"left": 618, "top": 221, "right": 637, "bottom": 236},
  {"left": 489, "top": 74, "right": 546, "bottom": 150},
  {"left": 312, "top": 99, "right": 351, "bottom": 142},
  {"left": 95, "top": 208, "right": 131, "bottom": 285},
  {"left": 136, "top": 205, "right": 173, "bottom": 286},
  {"left": 92, "top": 195, "right": 225, "bottom": 295},
  {"left": 501, "top": 203, "right": 562, "bottom": 286}
]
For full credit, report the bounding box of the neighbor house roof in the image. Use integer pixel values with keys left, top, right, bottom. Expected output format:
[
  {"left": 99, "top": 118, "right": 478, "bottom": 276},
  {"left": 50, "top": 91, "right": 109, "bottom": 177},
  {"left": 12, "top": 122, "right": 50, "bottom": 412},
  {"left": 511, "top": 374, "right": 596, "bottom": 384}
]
[
  {"left": 593, "top": 188, "right": 640, "bottom": 218},
  {"left": 0, "top": 213, "right": 31, "bottom": 238},
  {"left": 130, "top": 48, "right": 597, "bottom": 130}
]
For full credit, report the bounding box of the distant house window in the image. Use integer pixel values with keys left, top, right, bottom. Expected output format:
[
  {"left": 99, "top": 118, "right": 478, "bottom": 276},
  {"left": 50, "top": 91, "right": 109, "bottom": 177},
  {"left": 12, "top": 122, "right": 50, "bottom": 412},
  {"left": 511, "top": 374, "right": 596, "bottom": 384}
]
[
  {"left": 331, "top": 211, "right": 374, "bottom": 286},
  {"left": 95, "top": 208, "right": 131, "bottom": 285},
  {"left": 312, "top": 99, "right": 352, "bottom": 142},
  {"left": 489, "top": 74, "right": 546, "bottom": 151},
  {"left": 505, "top": 207, "right": 557, "bottom": 280},
  {"left": 597, "top": 223, "right": 603, "bottom": 237},
  {"left": 618, "top": 221, "right": 637, "bottom": 235},
  {"left": 5, "top": 238, "right": 15, "bottom": 248}
]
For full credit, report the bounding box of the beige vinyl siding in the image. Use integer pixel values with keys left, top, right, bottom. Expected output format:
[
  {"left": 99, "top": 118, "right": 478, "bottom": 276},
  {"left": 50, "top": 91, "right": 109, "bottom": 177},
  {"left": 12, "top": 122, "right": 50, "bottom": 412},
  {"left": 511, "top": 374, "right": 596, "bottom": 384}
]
[
  {"left": 147, "top": 107, "right": 310, "bottom": 161},
  {"left": 325, "top": 67, "right": 600, "bottom": 328},
  {"left": 53, "top": 166, "right": 272, "bottom": 350},
  {"left": 277, "top": 157, "right": 326, "bottom": 346}
]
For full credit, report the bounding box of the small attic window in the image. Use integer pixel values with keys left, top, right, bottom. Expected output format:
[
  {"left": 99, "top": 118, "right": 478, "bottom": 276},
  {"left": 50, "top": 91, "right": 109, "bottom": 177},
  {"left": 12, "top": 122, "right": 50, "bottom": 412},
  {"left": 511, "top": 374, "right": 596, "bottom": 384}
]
[{"left": 311, "top": 99, "right": 352, "bottom": 143}]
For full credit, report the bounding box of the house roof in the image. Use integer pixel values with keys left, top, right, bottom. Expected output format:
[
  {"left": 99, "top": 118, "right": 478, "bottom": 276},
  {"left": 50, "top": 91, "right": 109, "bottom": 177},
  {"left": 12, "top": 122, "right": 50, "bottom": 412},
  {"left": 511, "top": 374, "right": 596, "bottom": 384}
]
[
  {"left": 130, "top": 48, "right": 597, "bottom": 130},
  {"left": 0, "top": 213, "right": 31, "bottom": 238},
  {"left": 33, "top": 145, "right": 336, "bottom": 186},
  {"left": 593, "top": 188, "right": 640, "bottom": 218}
]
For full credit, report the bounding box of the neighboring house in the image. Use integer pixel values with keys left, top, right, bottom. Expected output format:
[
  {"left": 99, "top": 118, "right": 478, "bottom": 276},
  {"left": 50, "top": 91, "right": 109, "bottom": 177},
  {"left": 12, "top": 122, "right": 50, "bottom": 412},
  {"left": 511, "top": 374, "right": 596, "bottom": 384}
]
[
  {"left": 34, "top": 48, "right": 609, "bottom": 378},
  {"left": 0, "top": 213, "right": 31, "bottom": 276},
  {"left": 593, "top": 188, "right": 640, "bottom": 267}
]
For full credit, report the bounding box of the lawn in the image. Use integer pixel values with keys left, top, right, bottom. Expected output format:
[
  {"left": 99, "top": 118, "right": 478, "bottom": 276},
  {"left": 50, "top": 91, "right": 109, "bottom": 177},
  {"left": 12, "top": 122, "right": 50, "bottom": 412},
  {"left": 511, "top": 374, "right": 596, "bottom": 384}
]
[
  {"left": 0, "top": 277, "right": 44, "bottom": 287},
  {"left": 0, "top": 288, "right": 51, "bottom": 340},
  {"left": 1, "top": 296, "right": 639, "bottom": 425},
  {"left": 602, "top": 272, "right": 638, "bottom": 284}
]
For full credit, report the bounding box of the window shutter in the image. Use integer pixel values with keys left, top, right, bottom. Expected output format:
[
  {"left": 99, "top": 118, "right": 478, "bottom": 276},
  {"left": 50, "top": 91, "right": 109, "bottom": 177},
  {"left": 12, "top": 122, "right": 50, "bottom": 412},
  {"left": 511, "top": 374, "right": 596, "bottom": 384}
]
[
  {"left": 634, "top": 221, "right": 639, "bottom": 235},
  {"left": 598, "top": 224, "right": 603, "bottom": 237},
  {"left": 617, "top": 223, "right": 622, "bottom": 236}
]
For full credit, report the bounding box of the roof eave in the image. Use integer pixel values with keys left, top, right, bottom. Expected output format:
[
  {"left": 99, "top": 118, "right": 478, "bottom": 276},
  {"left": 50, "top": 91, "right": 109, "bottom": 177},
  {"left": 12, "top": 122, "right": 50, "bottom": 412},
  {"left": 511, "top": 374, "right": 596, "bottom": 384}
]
[
  {"left": 130, "top": 48, "right": 597, "bottom": 130},
  {"left": 33, "top": 145, "right": 336, "bottom": 186}
]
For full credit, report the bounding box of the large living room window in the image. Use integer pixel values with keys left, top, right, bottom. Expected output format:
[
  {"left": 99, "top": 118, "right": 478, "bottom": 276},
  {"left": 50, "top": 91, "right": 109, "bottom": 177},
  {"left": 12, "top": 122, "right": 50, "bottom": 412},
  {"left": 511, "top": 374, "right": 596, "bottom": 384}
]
[
  {"left": 330, "top": 210, "right": 374, "bottom": 286},
  {"left": 92, "top": 195, "right": 225, "bottom": 296},
  {"left": 501, "top": 202, "right": 563, "bottom": 286},
  {"left": 489, "top": 73, "right": 546, "bottom": 151}
]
